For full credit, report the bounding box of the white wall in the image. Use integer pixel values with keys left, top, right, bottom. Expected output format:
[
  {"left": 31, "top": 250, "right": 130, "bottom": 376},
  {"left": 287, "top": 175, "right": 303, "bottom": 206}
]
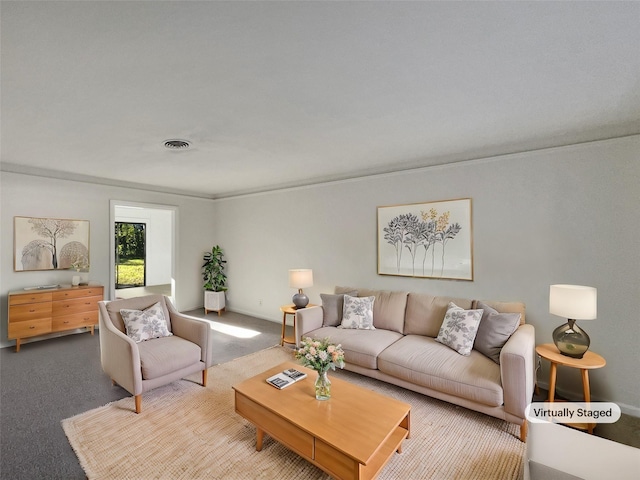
[
  {"left": 214, "top": 136, "right": 640, "bottom": 415},
  {"left": 0, "top": 172, "right": 216, "bottom": 347},
  {"left": 115, "top": 205, "right": 173, "bottom": 286}
]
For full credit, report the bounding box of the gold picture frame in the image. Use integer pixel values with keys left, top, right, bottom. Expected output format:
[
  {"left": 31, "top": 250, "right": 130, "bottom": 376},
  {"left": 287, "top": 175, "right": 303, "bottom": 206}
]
[{"left": 377, "top": 198, "right": 473, "bottom": 281}]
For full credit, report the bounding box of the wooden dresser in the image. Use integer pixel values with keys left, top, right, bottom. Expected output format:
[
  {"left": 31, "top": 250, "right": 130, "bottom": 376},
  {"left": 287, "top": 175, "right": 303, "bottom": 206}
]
[{"left": 8, "top": 285, "right": 104, "bottom": 352}]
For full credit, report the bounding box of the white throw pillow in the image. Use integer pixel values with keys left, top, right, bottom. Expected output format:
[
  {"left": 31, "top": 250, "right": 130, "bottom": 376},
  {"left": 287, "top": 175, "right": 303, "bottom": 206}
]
[
  {"left": 120, "top": 302, "right": 173, "bottom": 343},
  {"left": 339, "top": 295, "right": 375, "bottom": 330},
  {"left": 435, "top": 302, "right": 483, "bottom": 356}
]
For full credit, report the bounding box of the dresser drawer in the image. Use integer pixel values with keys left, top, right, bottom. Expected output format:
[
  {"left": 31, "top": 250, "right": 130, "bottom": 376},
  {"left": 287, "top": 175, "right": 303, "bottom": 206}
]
[
  {"left": 9, "top": 303, "right": 52, "bottom": 322},
  {"left": 53, "top": 287, "right": 103, "bottom": 301},
  {"left": 8, "top": 318, "right": 52, "bottom": 339},
  {"left": 52, "top": 311, "right": 98, "bottom": 332},
  {"left": 9, "top": 292, "right": 53, "bottom": 306},
  {"left": 8, "top": 285, "right": 103, "bottom": 352},
  {"left": 53, "top": 296, "right": 101, "bottom": 316}
]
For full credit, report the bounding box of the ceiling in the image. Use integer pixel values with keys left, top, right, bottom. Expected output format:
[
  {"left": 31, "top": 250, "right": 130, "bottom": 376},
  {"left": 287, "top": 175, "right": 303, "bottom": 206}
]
[{"left": 2, "top": 1, "right": 639, "bottom": 199}]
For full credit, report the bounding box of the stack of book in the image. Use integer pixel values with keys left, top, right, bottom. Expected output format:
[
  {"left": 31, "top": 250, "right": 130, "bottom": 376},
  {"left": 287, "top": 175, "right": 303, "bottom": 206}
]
[{"left": 266, "top": 368, "right": 308, "bottom": 389}]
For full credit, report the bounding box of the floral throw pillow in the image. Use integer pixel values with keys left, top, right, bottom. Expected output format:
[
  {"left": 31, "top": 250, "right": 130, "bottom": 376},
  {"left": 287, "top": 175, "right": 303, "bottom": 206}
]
[
  {"left": 320, "top": 291, "right": 357, "bottom": 327},
  {"left": 339, "top": 295, "right": 375, "bottom": 330},
  {"left": 435, "top": 302, "right": 483, "bottom": 356},
  {"left": 120, "top": 302, "right": 173, "bottom": 343}
]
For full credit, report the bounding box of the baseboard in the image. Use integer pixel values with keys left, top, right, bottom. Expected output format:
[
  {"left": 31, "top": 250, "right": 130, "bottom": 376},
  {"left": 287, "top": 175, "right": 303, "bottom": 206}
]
[{"left": 224, "top": 307, "right": 280, "bottom": 324}]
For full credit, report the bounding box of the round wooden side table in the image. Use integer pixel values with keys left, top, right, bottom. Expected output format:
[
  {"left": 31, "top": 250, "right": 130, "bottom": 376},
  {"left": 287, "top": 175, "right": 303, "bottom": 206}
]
[
  {"left": 280, "top": 304, "right": 317, "bottom": 346},
  {"left": 536, "top": 343, "right": 606, "bottom": 434}
]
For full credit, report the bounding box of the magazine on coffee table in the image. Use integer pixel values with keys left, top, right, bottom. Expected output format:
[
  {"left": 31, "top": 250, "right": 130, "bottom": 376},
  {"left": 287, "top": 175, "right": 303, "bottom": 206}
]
[{"left": 266, "top": 368, "right": 308, "bottom": 389}]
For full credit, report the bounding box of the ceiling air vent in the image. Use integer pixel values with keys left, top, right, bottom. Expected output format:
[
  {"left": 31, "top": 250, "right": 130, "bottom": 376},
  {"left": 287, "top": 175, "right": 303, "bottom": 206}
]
[{"left": 164, "top": 139, "right": 191, "bottom": 150}]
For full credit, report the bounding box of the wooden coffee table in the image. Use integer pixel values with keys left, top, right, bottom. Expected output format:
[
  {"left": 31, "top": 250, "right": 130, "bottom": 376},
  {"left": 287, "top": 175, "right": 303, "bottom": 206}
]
[{"left": 233, "top": 361, "right": 411, "bottom": 480}]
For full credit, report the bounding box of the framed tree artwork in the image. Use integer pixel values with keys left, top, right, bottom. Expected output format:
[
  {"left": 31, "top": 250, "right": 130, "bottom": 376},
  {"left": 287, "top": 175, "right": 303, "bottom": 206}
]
[
  {"left": 377, "top": 198, "right": 473, "bottom": 281},
  {"left": 14, "top": 216, "right": 90, "bottom": 272}
]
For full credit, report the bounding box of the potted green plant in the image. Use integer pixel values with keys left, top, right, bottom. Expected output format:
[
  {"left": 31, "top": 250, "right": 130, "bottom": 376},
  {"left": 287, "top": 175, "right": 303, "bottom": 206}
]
[{"left": 202, "top": 245, "right": 227, "bottom": 315}]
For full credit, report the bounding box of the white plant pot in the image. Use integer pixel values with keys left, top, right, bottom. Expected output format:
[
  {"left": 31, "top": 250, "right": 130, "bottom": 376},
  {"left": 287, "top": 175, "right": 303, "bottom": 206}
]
[{"left": 204, "top": 291, "right": 226, "bottom": 316}]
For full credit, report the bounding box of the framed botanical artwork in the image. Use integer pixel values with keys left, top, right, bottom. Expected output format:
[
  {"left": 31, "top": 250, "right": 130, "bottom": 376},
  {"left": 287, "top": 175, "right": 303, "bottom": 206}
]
[
  {"left": 14, "top": 216, "right": 90, "bottom": 272},
  {"left": 377, "top": 198, "right": 473, "bottom": 281}
]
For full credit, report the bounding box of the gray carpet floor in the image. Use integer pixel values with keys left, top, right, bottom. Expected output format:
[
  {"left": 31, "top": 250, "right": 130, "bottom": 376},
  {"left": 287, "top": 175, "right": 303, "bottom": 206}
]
[
  {"left": 0, "top": 309, "right": 283, "bottom": 480},
  {"left": 2, "top": 308, "right": 638, "bottom": 479}
]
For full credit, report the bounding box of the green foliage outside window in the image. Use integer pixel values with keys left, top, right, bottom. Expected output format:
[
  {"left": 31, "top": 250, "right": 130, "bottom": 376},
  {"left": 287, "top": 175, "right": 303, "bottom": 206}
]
[
  {"left": 115, "top": 222, "right": 145, "bottom": 287},
  {"left": 115, "top": 222, "right": 145, "bottom": 259}
]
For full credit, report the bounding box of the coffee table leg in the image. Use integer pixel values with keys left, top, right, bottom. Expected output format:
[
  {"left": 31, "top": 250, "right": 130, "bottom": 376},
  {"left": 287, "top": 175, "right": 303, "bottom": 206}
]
[
  {"left": 256, "top": 428, "right": 264, "bottom": 451},
  {"left": 397, "top": 412, "right": 410, "bottom": 452},
  {"left": 402, "top": 411, "right": 411, "bottom": 439}
]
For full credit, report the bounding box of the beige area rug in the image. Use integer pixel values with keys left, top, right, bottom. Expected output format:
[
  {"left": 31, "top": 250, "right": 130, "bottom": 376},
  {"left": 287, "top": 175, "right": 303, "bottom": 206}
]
[{"left": 63, "top": 346, "right": 524, "bottom": 479}]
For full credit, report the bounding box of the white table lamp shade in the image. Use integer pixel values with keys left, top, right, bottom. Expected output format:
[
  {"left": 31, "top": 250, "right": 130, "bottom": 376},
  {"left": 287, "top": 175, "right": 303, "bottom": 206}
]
[
  {"left": 289, "top": 269, "right": 313, "bottom": 289},
  {"left": 549, "top": 284, "right": 597, "bottom": 320}
]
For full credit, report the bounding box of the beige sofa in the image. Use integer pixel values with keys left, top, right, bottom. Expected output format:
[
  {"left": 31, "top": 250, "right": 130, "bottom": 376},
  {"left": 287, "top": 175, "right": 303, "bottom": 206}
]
[{"left": 296, "top": 287, "right": 536, "bottom": 441}]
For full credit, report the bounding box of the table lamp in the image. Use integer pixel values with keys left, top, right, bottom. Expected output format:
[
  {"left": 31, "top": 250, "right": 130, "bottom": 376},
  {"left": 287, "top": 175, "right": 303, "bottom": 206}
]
[
  {"left": 289, "top": 269, "right": 313, "bottom": 309},
  {"left": 549, "top": 284, "right": 597, "bottom": 359}
]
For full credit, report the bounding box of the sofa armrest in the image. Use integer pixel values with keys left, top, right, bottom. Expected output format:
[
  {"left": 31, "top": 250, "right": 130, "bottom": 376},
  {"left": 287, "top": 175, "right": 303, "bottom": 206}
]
[
  {"left": 98, "top": 301, "right": 142, "bottom": 395},
  {"left": 166, "top": 299, "right": 213, "bottom": 368},
  {"left": 295, "top": 306, "right": 324, "bottom": 347},
  {"left": 500, "top": 323, "right": 536, "bottom": 420}
]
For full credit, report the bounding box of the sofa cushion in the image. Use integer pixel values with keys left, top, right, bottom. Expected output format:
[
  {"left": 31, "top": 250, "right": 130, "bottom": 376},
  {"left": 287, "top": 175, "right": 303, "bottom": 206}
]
[
  {"left": 474, "top": 301, "right": 521, "bottom": 364},
  {"left": 137, "top": 335, "right": 202, "bottom": 380},
  {"left": 120, "top": 302, "right": 173, "bottom": 343},
  {"left": 369, "top": 290, "right": 408, "bottom": 333},
  {"left": 404, "top": 294, "right": 473, "bottom": 337},
  {"left": 378, "top": 335, "right": 503, "bottom": 407},
  {"left": 306, "top": 326, "right": 403, "bottom": 370},
  {"left": 335, "top": 286, "right": 359, "bottom": 295},
  {"left": 340, "top": 295, "right": 375, "bottom": 330},
  {"left": 435, "top": 302, "right": 483, "bottom": 356},
  {"left": 335, "top": 287, "right": 408, "bottom": 333},
  {"left": 320, "top": 291, "right": 357, "bottom": 327}
]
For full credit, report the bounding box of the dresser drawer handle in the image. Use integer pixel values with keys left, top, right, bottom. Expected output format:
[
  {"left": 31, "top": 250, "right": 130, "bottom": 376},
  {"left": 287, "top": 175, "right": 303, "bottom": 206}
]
[
  {"left": 29, "top": 326, "right": 36, "bottom": 329},
  {"left": 63, "top": 321, "right": 70, "bottom": 324},
  {"left": 29, "top": 309, "right": 36, "bottom": 312}
]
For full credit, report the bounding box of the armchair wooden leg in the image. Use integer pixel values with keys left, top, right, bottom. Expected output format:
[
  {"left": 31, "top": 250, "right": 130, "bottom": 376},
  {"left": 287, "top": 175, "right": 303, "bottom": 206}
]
[
  {"left": 519, "top": 420, "right": 528, "bottom": 442},
  {"left": 111, "top": 378, "right": 117, "bottom": 386},
  {"left": 135, "top": 395, "right": 142, "bottom": 414},
  {"left": 202, "top": 369, "right": 208, "bottom": 387}
]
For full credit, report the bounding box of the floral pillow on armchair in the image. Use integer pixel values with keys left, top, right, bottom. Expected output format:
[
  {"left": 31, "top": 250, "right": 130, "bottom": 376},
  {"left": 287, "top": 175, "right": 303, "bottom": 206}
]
[{"left": 120, "top": 302, "right": 173, "bottom": 343}]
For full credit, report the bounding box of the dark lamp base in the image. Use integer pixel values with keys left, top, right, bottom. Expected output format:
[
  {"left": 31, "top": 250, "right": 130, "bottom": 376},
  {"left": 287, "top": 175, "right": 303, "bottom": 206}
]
[
  {"left": 552, "top": 319, "right": 590, "bottom": 359},
  {"left": 292, "top": 292, "right": 309, "bottom": 309}
]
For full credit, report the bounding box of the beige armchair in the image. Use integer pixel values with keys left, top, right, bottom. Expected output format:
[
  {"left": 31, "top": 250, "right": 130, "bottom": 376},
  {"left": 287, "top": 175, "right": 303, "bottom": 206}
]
[{"left": 98, "top": 295, "right": 213, "bottom": 413}]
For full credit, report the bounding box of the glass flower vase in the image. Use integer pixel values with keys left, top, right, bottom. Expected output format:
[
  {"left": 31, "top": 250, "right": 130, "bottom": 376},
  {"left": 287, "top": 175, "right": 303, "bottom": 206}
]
[{"left": 315, "top": 370, "right": 331, "bottom": 400}]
